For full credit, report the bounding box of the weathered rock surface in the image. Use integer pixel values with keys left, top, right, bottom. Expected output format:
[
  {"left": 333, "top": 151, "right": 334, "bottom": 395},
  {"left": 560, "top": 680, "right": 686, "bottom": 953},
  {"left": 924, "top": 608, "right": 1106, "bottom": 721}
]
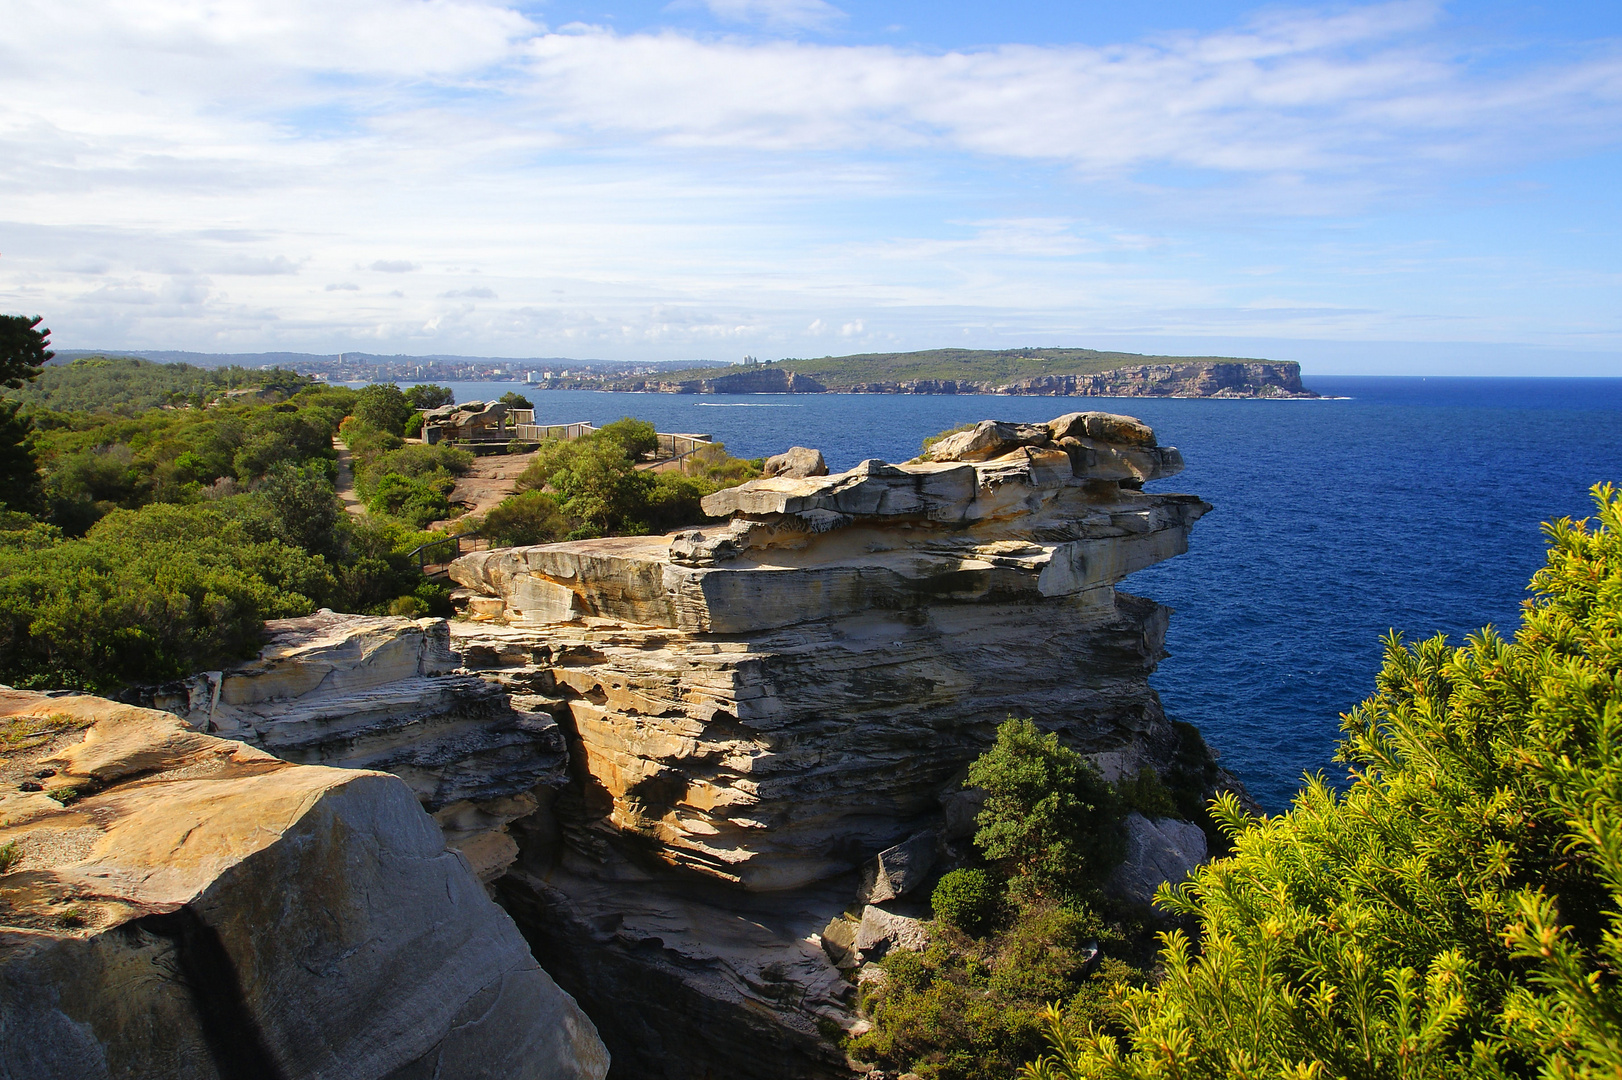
[
  {"left": 857, "top": 832, "right": 937, "bottom": 905},
  {"left": 0, "top": 688, "right": 608, "bottom": 1080},
  {"left": 763, "top": 445, "right": 830, "bottom": 479},
  {"left": 500, "top": 865, "right": 855, "bottom": 1080},
  {"left": 133, "top": 610, "right": 569, "bottom": 883},
  {"left": 855, "top": 905, "right": 930, "bottom": 960},
  {"left": 1106, "top": 811, "right": 1210, "bottom": 906},
  {"left": 419, "top": 413, "right": 1230, "bottom": 1076},
  {"left": 448, "top": 416, "right": 1209, "bottom": 895}
]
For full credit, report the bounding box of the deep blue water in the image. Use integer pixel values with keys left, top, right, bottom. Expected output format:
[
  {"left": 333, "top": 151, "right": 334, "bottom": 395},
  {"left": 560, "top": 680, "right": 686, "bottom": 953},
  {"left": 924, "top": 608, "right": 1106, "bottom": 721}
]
[{"left": 439, "top": 378, "right": 1622, "bottom": 811}]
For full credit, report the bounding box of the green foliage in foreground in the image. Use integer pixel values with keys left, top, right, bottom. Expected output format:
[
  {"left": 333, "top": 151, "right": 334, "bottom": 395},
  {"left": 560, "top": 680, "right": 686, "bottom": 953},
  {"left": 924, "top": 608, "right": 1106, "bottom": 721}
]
[
  {"left": 851, "top": 718, "right": 1161, "bottom": 1080},
  {"left": 932, "top": 868, "right": 1005, "bottom": 937},
  {"left": 1025, "top": 482, "right": 1622, "bottom": 1080}
]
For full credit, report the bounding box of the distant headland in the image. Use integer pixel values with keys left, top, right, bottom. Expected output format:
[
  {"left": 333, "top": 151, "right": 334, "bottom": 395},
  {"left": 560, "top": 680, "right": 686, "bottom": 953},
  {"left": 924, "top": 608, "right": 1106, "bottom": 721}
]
[
  {"left": 50, "top": 346, "right": 1316, "bottom": 398},
  {"left": 607, "top": 348, "right": 1316, "bottom": 398}
]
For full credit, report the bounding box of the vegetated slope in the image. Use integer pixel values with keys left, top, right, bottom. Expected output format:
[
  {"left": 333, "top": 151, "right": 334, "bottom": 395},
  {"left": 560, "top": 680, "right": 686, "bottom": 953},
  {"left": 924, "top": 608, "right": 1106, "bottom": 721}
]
[
  {"left": 653, "top": 347, "right": 1275, "bottom": 387},
  {"left": 12, "top": 355, "right": 308, "bottom": 414}
]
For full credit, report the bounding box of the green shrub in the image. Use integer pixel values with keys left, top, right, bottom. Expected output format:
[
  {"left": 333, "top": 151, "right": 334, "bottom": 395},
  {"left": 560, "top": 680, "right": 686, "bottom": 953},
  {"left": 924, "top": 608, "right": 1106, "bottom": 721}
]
[
  {"left": 0, "top": 503, "right": 335, "bottom": 691},
  {"left": 1024, "top": 482, "right": 1622, "bottom": 1080},
  {"left": 932, "top": 869, "right": 1004, "bottom": 937},
  {"left": 968, "top": 718, "right": 1125, "bottom": 900},
  {"left": 404, "top": 384, "right": 454, "bottom": 410},
  {"left": 480, "top": 490, "right": 569, "bottom": 548},
  {"left": 353, "top": 383, "right": 412, "bottom": 435},
  {"left": 498, "top": 390, "right": 533, "bottom": 410},
  {"left": 1115, "top": 767, "right": 1177, "bottom": 819},
  {"left": 850, "top": 901, "right": 1144, "bottom": 1080}
]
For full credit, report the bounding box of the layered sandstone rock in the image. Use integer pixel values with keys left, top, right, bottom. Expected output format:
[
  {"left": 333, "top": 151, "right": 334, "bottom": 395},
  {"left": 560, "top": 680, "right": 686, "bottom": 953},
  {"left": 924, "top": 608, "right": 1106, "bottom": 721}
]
[
  {"left": 438, "top": 412, "right": 1219, "bottom": 1077},
  {"left": 133, "top": 611, "right": 569, "bottom": 883},
  {"left": 0, "top": 688, "right": 608, "bottom": 1080}
]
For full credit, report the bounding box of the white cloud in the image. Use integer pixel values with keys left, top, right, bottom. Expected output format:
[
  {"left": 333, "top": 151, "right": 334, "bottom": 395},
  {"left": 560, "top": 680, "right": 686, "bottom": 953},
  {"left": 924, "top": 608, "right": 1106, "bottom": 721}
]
[{"left": 0, "top": 0, "right": 1617, "bottom": 364}]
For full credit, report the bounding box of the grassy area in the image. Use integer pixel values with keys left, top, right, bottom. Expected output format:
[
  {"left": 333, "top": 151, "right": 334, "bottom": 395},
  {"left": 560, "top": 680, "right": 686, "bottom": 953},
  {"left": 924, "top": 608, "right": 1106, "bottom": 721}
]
[{"left": 648, "top": 347, "right": 1271, "bottom": 387}]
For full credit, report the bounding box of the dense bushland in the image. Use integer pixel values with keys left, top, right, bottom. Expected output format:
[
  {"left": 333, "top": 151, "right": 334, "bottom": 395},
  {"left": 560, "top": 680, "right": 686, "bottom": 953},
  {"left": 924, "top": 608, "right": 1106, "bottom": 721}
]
[
  {"left": 11, "top": 355, "right": 305, "bottom": 414},
  {"left": 0, "top": 351, "right": 452, "bottom": 689},
  {"left": 1024, "top": 483, "right": 1622, "bottom": 1079},
  {"left": 0, "top": 346, "right": 764, "bottom": 690}
]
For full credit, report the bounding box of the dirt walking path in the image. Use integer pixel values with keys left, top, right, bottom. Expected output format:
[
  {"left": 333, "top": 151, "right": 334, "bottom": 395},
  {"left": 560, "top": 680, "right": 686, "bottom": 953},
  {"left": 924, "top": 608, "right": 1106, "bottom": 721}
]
[{"left": 333, "top": 438, "right": 366, "bottom": 517}]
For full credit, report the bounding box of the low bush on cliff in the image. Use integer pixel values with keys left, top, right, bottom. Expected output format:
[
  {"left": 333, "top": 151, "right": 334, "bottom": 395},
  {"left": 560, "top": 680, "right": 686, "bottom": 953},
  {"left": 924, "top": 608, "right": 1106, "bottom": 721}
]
[
  {"left": 849, "top": 719, "right": 1148, "bottom": 1080},
  {"left": 504, "top": 417, "right": 761, "bottom": 538},
  {"left": 1024, "top": 482, "right": 1622, "bottom": 1080},
  {"left": 851, "top": 902, "right": 1154, "bottom": 1080}
]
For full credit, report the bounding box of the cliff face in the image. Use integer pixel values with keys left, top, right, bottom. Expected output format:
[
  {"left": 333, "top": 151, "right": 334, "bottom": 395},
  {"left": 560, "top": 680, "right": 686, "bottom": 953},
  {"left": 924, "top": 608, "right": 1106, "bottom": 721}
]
[
  {"left": 439, "top": 411, "right": 1222, "bottom": 1077},
  {"left": 132, "top": 611, "right": 570, "bottom": 883},
  {"left": 0, "top": 689, "right": 608, "bottom": 1080},
  {"left": 646, "top": 360, "right": 1312, "bottom": 397}
]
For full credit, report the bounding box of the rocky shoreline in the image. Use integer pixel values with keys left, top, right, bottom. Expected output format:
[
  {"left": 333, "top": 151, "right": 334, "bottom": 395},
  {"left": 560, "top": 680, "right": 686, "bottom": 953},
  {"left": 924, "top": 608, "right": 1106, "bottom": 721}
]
[
  {"left": 3, "top": 409, "right": 1242, "bottom": 1079},
  {"left": 577, "top": 360, "right": 1315, "bottom": 398}
]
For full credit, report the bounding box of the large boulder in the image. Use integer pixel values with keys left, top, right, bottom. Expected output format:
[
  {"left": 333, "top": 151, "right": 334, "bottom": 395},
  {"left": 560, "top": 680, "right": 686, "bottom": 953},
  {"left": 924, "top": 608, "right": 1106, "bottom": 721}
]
[
  {"left": 0, "top": 688, "right": 608, "bottom": 1080},
  {"left": 855, "top": 905, "right": 930, "bottom": 960},
  {"left": 763, "top": 446, "right": 829, "bottom": 479},
  {"left": 1106, "top": 811, "right": 1208, "bottom": 906},
  {"left": 856, "top": 831, "right": 937, "bottom": 905}
]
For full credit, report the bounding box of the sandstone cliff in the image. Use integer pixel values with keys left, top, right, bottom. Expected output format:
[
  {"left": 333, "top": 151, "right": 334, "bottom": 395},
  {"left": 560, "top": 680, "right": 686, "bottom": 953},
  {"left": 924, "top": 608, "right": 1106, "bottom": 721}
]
[
  {"left": 0, "top": 688, "right": 608, "bottom": 1080},
  {"left": 438, "top": 410, "right": 1224, "bottom": 1077},
  {"left": 635, "top": 359, "right": 1312, "bottom": 397},
  {"left": 131, "top": 611, "right": 569, "bottom": 883}
]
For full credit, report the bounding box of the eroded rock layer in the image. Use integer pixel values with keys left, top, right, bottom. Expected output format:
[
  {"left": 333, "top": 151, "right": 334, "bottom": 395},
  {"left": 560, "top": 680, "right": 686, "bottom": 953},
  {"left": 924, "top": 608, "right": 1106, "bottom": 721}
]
[
  {"left": 133, "top": 611, "right": 569, "bottom": 882},
  {"left": 0, "top": 688, "right": 608, "bottom": 1080},
  {"left": 435, "top": 413, "right": 1219, "bottom": 1078}
]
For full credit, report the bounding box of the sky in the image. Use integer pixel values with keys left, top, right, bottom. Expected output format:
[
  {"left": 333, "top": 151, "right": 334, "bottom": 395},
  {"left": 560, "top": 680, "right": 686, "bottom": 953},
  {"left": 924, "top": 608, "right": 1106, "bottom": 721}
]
[{"left": 1, "top": 0, "right": 1619, "bottom": 374}]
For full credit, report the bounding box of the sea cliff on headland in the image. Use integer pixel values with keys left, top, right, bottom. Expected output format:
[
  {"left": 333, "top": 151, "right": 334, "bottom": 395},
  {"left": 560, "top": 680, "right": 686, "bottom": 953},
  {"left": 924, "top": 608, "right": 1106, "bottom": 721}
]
[
  {"left": 3, "top": 409, "right": 1234, "bottom": 1079},
  {"left": 564, "top": 348, "right": 1317, "bottom": 398}
]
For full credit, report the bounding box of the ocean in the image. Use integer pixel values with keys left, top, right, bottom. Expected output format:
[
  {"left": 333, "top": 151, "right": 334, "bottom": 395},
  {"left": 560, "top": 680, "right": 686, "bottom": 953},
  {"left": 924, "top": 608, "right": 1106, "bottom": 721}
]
[{"left": 431, "top": 377, "right": 1622, "bottom": 811}]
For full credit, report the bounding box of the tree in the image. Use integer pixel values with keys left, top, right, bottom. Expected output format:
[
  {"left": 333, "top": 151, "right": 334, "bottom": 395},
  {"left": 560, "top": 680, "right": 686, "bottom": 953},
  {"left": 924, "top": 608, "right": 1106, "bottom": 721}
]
[
  {"left": 0, "top": 315, "right": 52, "bottom": 389},
  {"left": 353, "top": 383, "right": 413, "bottom": 435},
  {"left": 0, "top": 399, "right": 41, "bottom": 512},
  {"left": 257, "top": 462, "right": 342, "bottom": 558},
  {"left": 1024, "top": 483, "right": 1622, "bottom": 1080},
  {"left": 405, "top": 384, "right": 454, "bottom": 410},
  {"left": 498, "top": 390, "right": 534, "bottom": 410},
  {"left": 480, "top": 490, "right": 568, "bottom": 547},
  {"left": 968, "top": 718, "right": 1125, "bottom": 900}
]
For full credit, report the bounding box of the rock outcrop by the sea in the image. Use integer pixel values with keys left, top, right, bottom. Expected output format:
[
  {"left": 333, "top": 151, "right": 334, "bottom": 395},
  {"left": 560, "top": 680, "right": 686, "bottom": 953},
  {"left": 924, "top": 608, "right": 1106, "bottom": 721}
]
[
  {"left": 0, "top": 688, "right": 608, "bottom": 1080},
  {"left": 629, "top": 360, "right": 1313, "bottom": 398},
  {"left": 763, "top": 445, "right": 830, "bottom": 479},
  {"left": 131, "top": 611, "right": 570, "bottom": 883},
  {"left": 436, "top": 411, "right": 1226, "bottom": 1076}
]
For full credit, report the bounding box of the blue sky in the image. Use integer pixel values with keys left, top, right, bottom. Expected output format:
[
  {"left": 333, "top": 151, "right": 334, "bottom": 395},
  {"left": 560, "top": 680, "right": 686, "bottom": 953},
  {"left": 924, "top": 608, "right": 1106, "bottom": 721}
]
[{"left": 1, "top": 0, "right": 1618, "bottom": 374}]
